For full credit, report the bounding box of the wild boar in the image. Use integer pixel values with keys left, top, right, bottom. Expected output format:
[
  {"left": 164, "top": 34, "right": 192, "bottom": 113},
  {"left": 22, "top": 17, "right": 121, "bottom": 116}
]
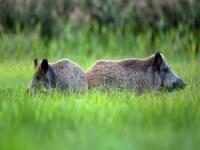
[
  {"left": 86, "top": 52, "right": 186, "bottom": 93},
  {"left": 28, "top": 58, "right": 88, "bottom": 93}
]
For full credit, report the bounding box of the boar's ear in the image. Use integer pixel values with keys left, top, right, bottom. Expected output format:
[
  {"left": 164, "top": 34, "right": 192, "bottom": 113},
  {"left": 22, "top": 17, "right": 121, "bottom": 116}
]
[
  {"left": 34, "top": 58, "right": 38, "bottom": 68},
  {"left": 41, "top": 58, "right": 48, "bottom": 74},
  {"left": 153, "top": 52, "right": 163, "bottom": 72}
]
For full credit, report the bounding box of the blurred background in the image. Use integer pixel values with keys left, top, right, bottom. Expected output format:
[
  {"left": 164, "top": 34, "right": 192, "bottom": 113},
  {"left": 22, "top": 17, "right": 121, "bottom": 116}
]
[
  {"left": 0, "top": 0, "right": 199, "bottom": 62},
  {"left": 0, "top": 1, "right": 200, "bottom": 150}
]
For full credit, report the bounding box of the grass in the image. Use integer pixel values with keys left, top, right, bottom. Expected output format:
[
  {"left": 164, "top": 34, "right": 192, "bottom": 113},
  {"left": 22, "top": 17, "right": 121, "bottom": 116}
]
[{"left": 0, "top": 27, "right": 199, "bottom": 150}]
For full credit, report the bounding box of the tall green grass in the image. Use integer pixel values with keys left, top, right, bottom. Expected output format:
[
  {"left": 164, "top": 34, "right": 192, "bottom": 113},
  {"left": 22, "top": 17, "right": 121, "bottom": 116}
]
[
  {"left": 0, "top": 25, "right": 199, "bottom": 62},
  {"left": 0, "top": 28, "right": 199, "bottom": 150}
]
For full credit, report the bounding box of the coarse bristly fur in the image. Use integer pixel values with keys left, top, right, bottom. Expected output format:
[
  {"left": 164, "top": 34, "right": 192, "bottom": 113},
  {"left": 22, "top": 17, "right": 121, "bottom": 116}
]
[
  {"left": 28, "top": 58, "right": 88, "bottom": 93},
  {"left": 85, "top": 52, "right": 186, "bottom": 94}
]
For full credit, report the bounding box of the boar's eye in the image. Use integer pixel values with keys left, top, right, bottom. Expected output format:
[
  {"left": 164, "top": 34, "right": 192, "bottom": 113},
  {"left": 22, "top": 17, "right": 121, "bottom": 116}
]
[
  {"left": 163, "top": 68, "right": 169, "bottom": 73},
  {"left": 35, "top": 75, "right": 41, "bottom": 80}
]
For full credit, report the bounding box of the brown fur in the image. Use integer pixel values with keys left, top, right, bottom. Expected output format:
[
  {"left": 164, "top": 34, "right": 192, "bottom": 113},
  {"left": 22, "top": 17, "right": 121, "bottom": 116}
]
[
  {"left": 29, "top": 59, "right": 88, "bottom": 93},
  {"left": 86, "top": 54, "right": 162, "bottom": 93},
  {"left": 35, "top": 65, "right": 46, "bottom": 76}
]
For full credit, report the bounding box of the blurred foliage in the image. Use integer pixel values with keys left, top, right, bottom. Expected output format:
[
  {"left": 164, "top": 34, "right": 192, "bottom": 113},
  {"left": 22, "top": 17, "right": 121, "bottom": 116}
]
[
  {"left": 0, "top": 0, "right": 74, "bottom": 38},
  {"left": 0, "top": 24, "right": 199, "bottom": 61},
  {"left": 0, "top": 0, "right": 199, "bottom": 37}
]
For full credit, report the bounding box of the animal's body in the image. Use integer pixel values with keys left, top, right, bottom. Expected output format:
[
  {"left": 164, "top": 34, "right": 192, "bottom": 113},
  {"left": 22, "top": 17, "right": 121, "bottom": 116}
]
[
  {"left": 28, "top": 59, "right": 88, "bottom": 93},
  {"left": 86, "top": 52, "right": 185, "bottom": 93}
]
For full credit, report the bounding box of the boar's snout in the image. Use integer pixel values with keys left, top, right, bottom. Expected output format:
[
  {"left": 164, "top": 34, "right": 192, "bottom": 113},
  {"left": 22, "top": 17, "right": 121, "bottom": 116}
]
[{"left": 173, "top": 78, "right": 186, "bottom": 89}]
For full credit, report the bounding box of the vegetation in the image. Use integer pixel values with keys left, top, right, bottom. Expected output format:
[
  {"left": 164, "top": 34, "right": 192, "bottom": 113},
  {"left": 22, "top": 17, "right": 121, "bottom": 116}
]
[
  {"left": 0, "top": 0, "right": 199, "bottom": 37},
  {"left": 0, "top": 25, "right": 199, "bottom": 150},
  {"left": 0, "top": 0, "right": 199, "bottom": 149},
  {"left": 0, "top": 24, "right": 199, "bottom": 60}
]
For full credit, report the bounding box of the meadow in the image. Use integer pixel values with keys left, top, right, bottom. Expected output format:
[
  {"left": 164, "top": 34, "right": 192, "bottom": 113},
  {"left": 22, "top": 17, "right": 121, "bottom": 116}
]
[{"left": 0, "top": 26, "right": 199, "bottom": 150}]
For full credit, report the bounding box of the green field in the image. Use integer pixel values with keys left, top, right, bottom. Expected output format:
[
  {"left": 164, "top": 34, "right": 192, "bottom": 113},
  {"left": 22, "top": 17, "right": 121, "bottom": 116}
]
[{"left": 0, "top": 27, "right": 199, "bottom": 150}]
